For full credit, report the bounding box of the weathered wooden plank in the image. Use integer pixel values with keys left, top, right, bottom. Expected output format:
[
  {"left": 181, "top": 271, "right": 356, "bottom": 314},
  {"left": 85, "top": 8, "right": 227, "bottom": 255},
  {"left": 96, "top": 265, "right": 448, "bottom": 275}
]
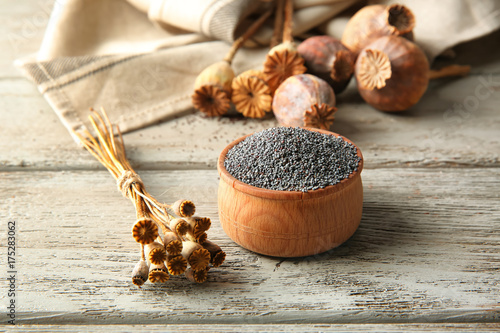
[
  {"left": 2, "top": 68, "right": 500, "bottom": 171},
  {"left": 6, "top": 323, "right": 500, "bottom": 332},
  {"left": 1, "top": 2, "right": 500, "bottom": 171},
  {"left": 1, "top": 168, "right": 498, "bottom": 324}
]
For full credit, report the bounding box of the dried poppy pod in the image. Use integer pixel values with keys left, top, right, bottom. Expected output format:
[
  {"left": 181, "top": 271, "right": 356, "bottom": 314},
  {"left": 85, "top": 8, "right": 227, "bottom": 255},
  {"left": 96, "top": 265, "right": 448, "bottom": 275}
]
[
  {"left": 166, "top": 255, "right": 187, "bottom": 276},
  {"left": 131, "top": 259, "right": 149, "bottom": 287},
  {"left": 145, "top": 241, "right": 167, "bottom": 265},
  {"left": 192, "top": 60, "right": 234, "bottom": 117},
  {"left": 342, "top": 4, "right": 415, "bottom": 56},
  {"left": 272, "top": 74, "right": 337, "bottom": 130},
  {"left": 263, "top": 0, "right": 306, "bottom": 94},
  {"left": 297, "top": 35, "right": 355, "bottom": 94},
  {"left": 185, "top": 216, "right": 211, "bottom": 233},
  {"left": 148, "top": 263, "right": 170, "bottom": 283},
  {"left": 131, "top": 218, "right": 158, "bottom": 244},
  {"left": 264, "top": 42, "right": 307, "bottom": 94},
  {"left": 355, "top": 35, "right": 429, "bottom": 112},
  {"left": 162, "top": 231, "right": 183, "bottom": 256},
  {"left": 185, "top": 267, "right": 208, "bottom": 284},
  {"left": 181, "top": 241, "right": 211, "bottom": 271},
  {"left": 171, "top": 199, "right": 195, "bottom": 218},
  {"left": 231, "top": 70, "right": 272, "bottom": 118},
  {"left": 169, "top": 218, "right": 189, "bottom": 237},
  {"left": 202, "top": 240, "right": 226, "bottom": 268}
]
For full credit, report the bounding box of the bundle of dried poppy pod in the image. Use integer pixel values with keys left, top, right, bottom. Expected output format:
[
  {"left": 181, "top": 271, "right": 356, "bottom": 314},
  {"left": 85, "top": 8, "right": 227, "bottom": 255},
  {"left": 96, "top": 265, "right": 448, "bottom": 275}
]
[
  {"left": 73, "top": 108, "right": 225, "bottom": 287},
  {"left": 192, "top": 1, "right": 471, "bottom": 128}
]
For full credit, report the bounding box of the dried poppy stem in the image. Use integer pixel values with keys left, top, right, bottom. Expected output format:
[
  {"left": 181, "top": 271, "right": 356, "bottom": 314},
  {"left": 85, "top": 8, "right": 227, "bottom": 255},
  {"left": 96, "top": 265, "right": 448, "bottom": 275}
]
[
  {"left": 72, "top": 108, "right": 225, "bottom": 287},
  {"left": 282, "top": 0, "right": 294, "bottom": 44},
  {"left": 428, "top": 64, "right": 471, "bottom": 80},
  {"left": 224, "top": 8, "right": 274, "bottom": 64},
  {"left": 263, "top": 0, "right": 306, "bottom": 93},
  {"left": 270, "top": 0, "right": 285, "bottom": 48},
  {"left": 192, "top": 9, "right": 273, "bottom": 117}
]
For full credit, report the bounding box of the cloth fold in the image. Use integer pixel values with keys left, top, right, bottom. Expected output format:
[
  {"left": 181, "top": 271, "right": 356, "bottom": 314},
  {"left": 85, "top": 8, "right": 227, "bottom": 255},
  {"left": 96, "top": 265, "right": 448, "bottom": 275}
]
[{"left": 16, "top": 0, "right": 500, "bottom": 137}]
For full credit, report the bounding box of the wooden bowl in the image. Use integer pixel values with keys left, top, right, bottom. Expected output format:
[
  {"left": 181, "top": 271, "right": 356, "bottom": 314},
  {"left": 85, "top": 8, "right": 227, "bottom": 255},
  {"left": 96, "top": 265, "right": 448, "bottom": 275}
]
[{"left": 217, "top": 128, "right": 363, "bottom": 257}]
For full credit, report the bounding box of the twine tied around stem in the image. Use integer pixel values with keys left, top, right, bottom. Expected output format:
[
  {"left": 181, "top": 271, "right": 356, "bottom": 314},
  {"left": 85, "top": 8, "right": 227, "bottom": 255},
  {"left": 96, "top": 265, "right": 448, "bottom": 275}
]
[{"left": 117, "top": 170, "right": 144, "bottom": 197}]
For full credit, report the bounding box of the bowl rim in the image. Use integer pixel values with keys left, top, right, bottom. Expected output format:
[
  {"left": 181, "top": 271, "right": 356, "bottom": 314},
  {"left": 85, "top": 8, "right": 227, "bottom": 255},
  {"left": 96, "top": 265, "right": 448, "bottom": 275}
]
[{"left": 217, "top": 127, "right": 364, "bottom": 200}]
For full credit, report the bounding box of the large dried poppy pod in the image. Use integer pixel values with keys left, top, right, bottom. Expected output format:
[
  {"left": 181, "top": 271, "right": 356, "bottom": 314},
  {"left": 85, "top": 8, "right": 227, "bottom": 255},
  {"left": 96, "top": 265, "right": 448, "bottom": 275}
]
[
  {"left": 131, "top": 259, "right": 149, "bottom": 287},
  {"left": 263, "top": 42, "right": 307, "bottom": 94},
  {"left": 192, "top": 60, "right": 234, "bottom": 117},
  {"left": 231, "top": 70, "right": 272, "bottom": 119},
  {"left": 171, "top": 199, "right": 195, "bottom": 218},
  {"left": 145, "top": 241, "right": 167, "bottom": 265},
  {"left": 355, "top": 36, "right": 429, "bottom": 112},
  {"left": 297, "top": 35, "right": 355, "bottom": 94},
  {"left": 272, "top": 74, "right": 337, "bottom": 130},
  {"left": 202, "top": 240, "right": 226, "bottom": 268},
  {"left": 181, "top": 241, "right": 211, "bottom": 271},
  {"left": 341, "top": 4, "right": 415, "bottom": 56},
  {"left": 132, "top": 218, "right": 158, "bottom": 244},
  {"left": 166, "top": 255, "right": 187, "bottom": 276},
  {"left": 148, "top": 263, "right": 170, "bottom": 283},
  {"left": 185, "top": 267, "right": 208, "bottom": 284},
  {"left": 169, "top": 218, "right": 189, "bottom": 237},
  {"left": 163, "top": 231, "right": 183, "bottom": 256}
]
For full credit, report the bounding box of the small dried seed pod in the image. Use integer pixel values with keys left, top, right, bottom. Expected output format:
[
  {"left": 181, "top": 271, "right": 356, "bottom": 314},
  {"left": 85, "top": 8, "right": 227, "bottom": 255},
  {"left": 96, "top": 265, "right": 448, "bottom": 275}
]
[
  {"left": 297, "top": 35, "right": 355, "bottom": 94},
  {"left": 231, "top": 70, "right": 273, "bottom": 118},
  {"left": 148, "top": 263, "right": 170, "bottom": 283},
  {"left": 185, "top": 267, "right": 208, "bottom": 283},
  {"left": 263, "top": 41, "right": 307, "bottom": 94},
  {"left": 181, "top": 241, "right": 211, "bottom": 271},
  {"left": 202, "top": 240, "right": 226, "bottom": 268},
  {"left": 169, "top": 218, "right": 190, "bottom": 237},
  {"left": 272, "top": 74, "right": 337, "bottom": 130},
  {"left": 131, "top": 218, "right": 158, "bottom": 244},
  {"left": 342, "top": 4, "right": 415, "bottom": 56},
  {"left": 166, "top": 255, "right": 188, "bottom": 276},
  {"left": 145, "top": 241, "right": 167, "bottom": 265},
  {"left": 163, "top": 232, "right": 183, "bottom": 256},
  {"left": 185, "top": 216, "right": 211, "bottom": 232},
  {"left": 171, "top": 199, "right": 196, "bottom": 218},
  {"left": 192, "top": 60, "right": 234, "bottom": 117},
  {"left": 355, "top": 36, "right": 429, "bottom": 111},
  {"left": 131, "top": 259, "right": 149, "bottom": 287}
]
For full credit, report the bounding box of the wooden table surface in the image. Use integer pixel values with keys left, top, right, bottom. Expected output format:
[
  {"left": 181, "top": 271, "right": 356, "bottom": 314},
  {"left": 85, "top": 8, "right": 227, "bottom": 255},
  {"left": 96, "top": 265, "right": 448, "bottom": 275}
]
[{"left": 1, "top": 1, "right": 499, "bottom": 332}]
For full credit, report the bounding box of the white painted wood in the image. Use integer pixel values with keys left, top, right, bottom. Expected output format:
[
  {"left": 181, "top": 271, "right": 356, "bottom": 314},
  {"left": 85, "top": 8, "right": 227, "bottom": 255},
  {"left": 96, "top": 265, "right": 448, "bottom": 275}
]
[
  {"left": 7, "top": 323, "right": 500, "bottom": 332},
  {"left": 1, "top": 168, "right": 498, "bottom": 325},
  {"left": 1, "top": 0, "right": 500, "bottom": 329}
]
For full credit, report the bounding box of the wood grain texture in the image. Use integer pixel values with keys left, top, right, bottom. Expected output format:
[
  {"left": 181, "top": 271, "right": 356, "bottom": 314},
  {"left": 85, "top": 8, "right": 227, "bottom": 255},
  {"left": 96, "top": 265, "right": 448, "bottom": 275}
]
[
  {"left": 7, "top": 323, "right": 500, "bottom": 332},
  {"left": 1, "top": 168, "right": 498, "bottom": 325}
]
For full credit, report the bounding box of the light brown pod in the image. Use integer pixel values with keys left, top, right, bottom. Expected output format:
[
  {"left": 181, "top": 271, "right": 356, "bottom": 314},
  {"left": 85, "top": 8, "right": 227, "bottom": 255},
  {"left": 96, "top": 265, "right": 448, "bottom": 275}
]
[
  {"left": 162, "top": 232, "right": 182, "bottom": 256},
  {"left": 166, "top": 255, "right": 187, "bottom": 276},
  {"left": 144, "top": 241, "right": 167, "bottom": 265},
  {"left": 263, "top": 42, "right": 307, "bottom": 94},
  {"left": 171, "top": 199, "right": 196, "bottom": 218},
  {"left": 131, "top": 259, "right": 149, "bottom": 287},
  {"left": 184, "top": 267, "right": 208, "bottom": 283},
  {"left": 231, "top": 70, "right": 272, "bottom": 118},
  {"left": 297, "top": 35, "right": 355, "bottom": 94},
  {"left": 341, "top": 4, "right": 415, "bottom": 56},
  {"left": 169, "top": 218, "right": 189, "bottom": 237},
  {"left": 181, "top": 241, "right": 211, "bottom": 271},
  {"left": 355, "top": 35, "right": 429, "bottom": 112},
  {"left": 131, "top": 218, "right": 158, "bottom": 245},
  {"left": 218, "top": 128, "right": 364, "bottom": 257},
  {"left": 202, "top": 240, "right": 226, "bottom": 268},
  {"left": 272, "top": 74, "right": 337, "bottom": 130},
  {"left": 148, "top": 263, "right": 170, "bottom": 283},
  {"left": 192, "top": 60, "right": 234, "bottom": 117}
]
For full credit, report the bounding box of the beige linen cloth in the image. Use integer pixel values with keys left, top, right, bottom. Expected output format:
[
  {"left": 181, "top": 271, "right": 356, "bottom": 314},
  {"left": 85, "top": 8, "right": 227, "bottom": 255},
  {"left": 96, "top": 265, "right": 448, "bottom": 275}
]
[{"left": 15, "top": 0, "right": 500, "bottom": 137}]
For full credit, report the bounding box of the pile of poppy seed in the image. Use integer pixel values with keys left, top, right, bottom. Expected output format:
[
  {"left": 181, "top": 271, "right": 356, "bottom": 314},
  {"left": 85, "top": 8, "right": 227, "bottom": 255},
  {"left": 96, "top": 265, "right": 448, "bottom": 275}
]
[{"left": 224, "top": 127, "right": 361, "bottom": 192}]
